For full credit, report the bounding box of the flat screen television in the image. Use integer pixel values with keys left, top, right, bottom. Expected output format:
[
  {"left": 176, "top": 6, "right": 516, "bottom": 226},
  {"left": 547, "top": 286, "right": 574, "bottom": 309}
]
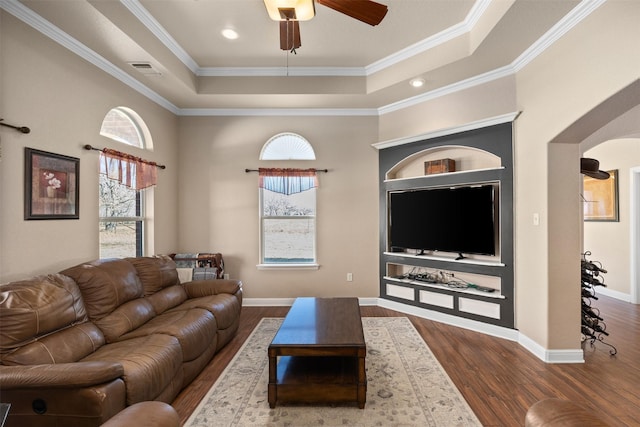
[{"left": 388, "top": 185, "right": 496, "bottom": 257}]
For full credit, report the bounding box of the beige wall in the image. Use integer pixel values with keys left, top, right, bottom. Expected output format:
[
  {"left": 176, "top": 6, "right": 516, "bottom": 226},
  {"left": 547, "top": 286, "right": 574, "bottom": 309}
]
[
  {"left": 514, "top": 0, "right": 639, "bottom": 349},
  {"left": 0, "top": 12, "right": 180, "bottom": 282},
  {"left": 377, "top": 1, "right": 640, "bottom": 351},
  {"left": 2, "top": 1, "right": 638, "bottom": 355},
  {"left": 584, "top": 139, "right": 640, "bottom": 297},
  {"left": 378, "top": 75, "right": 518, "bottom": 142},
  {"left": 176, "top": 115, "right": 380, "bottom": 299}
]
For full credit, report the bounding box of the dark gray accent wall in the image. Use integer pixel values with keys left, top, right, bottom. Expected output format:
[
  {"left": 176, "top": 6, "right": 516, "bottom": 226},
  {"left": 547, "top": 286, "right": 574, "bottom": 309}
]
[{"left": 378, "top": 123, "right": 515, "bottom": 328}]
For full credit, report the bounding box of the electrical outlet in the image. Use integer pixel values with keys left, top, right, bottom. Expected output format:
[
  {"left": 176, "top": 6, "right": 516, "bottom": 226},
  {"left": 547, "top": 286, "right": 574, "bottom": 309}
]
[
  {"left": 223, "top": 273, "right": 230, "bottom": 280},
  {"left": 347, "top": 273, "right": 353, "bottom": 282}
]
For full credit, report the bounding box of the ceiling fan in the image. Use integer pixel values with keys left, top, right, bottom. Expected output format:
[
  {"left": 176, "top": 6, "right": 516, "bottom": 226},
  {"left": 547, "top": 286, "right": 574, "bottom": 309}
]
[{"left": 263, "top": 0, "right": 388, "bottom": 52}]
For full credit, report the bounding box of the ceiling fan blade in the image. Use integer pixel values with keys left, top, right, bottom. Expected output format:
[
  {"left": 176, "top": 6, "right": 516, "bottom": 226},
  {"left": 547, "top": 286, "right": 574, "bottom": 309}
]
[
  {"left": 316, "top": 0, "right": 388, "bottom": 26},
  {"left": 280, "top": 20, "right": 302, "bottom": 51}
]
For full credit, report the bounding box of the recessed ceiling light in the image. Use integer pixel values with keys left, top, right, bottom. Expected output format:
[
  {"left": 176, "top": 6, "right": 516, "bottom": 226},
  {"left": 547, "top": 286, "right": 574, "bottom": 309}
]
[
  {"left": 221, "top": 28, "right": 239, "bottom": 40},
  {"left": 410, "top": 78, "right": 425, "bottom": 88}
]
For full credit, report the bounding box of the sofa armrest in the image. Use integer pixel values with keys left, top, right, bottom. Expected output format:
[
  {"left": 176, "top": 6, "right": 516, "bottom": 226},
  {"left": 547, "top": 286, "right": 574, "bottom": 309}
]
[
  {"left": 182, "top": 279, "right": 242, "bottom": 298},
  {"left": 101, "top": 401, "right": 180, "bottom": 427},
  {"left": 0, "top": 361, "right": 124, "bottom": 389}
]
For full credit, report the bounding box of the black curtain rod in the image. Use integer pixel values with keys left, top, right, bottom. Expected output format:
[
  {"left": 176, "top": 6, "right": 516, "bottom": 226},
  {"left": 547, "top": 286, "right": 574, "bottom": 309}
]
[
  {"left": 0, "top": 118, "right": 30, "bottom": 134},
  {"left": 84, "top": 144, "right": 166, "bottom": 169},
  {"left": 245, "top": 168, "right": 328, "bottom": 173}
]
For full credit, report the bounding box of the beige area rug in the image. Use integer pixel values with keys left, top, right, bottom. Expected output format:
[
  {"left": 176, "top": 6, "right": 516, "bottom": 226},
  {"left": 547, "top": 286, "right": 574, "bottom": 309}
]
[{"left": 184, "top": 317, "right": 481, "bottom": 427}]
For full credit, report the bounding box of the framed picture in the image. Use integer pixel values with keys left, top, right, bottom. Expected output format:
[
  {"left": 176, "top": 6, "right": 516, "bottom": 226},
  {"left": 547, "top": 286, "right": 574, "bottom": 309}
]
[
  {"left": 583, "top": 169, "right": 618, "bottom": 222},
  {"left": 25, "top": 148, "right": 79, "bottom": 220}
]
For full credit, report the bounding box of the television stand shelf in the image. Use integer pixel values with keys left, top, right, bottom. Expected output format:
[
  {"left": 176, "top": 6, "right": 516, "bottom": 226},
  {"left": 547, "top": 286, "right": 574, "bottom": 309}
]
[
  {"left": 383, "top": 276, "right": 506, "bottom": 300},
  {"left": 383, "top": 252, "right": 505, "bottom": 267}
]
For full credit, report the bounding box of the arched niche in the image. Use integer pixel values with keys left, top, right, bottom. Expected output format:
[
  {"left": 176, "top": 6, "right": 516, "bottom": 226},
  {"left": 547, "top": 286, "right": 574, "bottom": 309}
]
[{"left": 386, "top": 145, "right": 501, "bottom": 180}]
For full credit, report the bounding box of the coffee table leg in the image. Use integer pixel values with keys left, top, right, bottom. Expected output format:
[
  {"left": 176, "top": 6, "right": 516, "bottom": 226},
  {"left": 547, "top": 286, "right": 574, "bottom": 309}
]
[
  {"left": 357, "top": 354, "right": 366, "bottom": 409},
  {"left": 268, "top": 353, "right": 277, "bottom": 408}
]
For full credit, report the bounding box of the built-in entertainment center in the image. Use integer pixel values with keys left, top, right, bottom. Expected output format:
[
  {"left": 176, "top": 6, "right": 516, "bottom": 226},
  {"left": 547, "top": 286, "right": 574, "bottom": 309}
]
[{"left": 375, "top": 118, "right": 515, "bottom": 329}]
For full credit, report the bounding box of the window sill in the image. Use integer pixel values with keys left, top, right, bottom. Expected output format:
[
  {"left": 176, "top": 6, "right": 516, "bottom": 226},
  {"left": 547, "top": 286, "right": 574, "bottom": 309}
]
[{"left": 257, "top": 263, "right": 319, "bottom": 270}]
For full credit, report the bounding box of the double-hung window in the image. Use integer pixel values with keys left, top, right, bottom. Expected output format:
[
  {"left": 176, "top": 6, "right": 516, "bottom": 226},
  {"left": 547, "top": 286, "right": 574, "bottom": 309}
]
[
  {"left": 98, "top": 107, "right": 153, "bottom": 258},
  {"left": 260, "top": 175, "right": 317, "bottom": 265},
  {"left": 257, "top": 133, "right": 319, "bottom": 267},
  {"left": 99, "top": 174, "right": 143, "bottom": 257}
]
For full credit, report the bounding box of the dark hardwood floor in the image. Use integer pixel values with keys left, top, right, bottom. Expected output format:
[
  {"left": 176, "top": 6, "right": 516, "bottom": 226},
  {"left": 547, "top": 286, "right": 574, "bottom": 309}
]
[{"left": 172, "top": 295, "right": 639, "bottom": 426}]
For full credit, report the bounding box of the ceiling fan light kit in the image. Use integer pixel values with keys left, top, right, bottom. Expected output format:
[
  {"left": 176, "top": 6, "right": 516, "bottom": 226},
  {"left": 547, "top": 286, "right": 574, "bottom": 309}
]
[
  {"left": 264, "top": 0, "right": 316, "bottom": 21},
  {"left": 264, "top": 0, "right": 388, "bottom": 53}
]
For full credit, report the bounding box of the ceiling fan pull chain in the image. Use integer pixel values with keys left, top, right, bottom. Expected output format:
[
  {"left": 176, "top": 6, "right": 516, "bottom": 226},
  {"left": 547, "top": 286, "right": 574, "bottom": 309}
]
[{"left": 289, "top": 20, "right": 297, "bottom": 54}]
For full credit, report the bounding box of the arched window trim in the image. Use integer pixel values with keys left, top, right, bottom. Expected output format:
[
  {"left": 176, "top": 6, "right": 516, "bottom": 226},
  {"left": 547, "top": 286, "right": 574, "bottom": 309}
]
[
  {"left": 99, "top": 106, "right": 153, "bottom": 150},
  {"left": 260, "top": 132, "right": 316, "bottom": 160}
]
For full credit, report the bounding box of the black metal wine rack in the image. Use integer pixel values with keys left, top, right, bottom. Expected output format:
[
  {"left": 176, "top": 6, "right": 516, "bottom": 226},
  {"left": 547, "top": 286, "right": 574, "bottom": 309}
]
[{"left": 581, "top": 251, "right": 617, "bottom": 355}]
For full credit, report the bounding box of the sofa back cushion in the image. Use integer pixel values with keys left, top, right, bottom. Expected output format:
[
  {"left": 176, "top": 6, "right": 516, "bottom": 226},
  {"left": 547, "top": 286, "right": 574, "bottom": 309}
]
[
  {"left": 61, "top": 259, "right": 156, "bottom": 342},
  {"left": 127, "top": 256, "right": 188, "bottom": 315},
  {"left": 61, "top": 259, "right": 144, "bottom": 320},
  {"left": 127, "top": 256, "right": 180, "bottom": 295},
  {"left": 0, "top": 274, "right": 92, "bottom": 362}
]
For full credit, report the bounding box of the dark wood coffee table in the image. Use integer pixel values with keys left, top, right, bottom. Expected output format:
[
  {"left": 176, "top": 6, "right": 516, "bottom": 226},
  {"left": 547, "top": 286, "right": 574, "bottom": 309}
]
[{"left": 268, "top": 297, "right": 366, "bottom": 409}]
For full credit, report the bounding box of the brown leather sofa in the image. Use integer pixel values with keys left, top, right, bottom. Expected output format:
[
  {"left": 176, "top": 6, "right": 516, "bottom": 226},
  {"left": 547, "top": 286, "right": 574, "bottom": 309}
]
[
  {"left": 0, "top": 256, "right": 243, "bottom": 427},
  {"left": 101, "top": 401, "right": 180, "bottom": 427}
]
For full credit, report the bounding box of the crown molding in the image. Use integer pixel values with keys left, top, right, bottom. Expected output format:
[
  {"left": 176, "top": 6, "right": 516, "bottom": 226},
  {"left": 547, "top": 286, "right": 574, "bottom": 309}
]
[
  {"left": 1, "top": 0, "right": 604, "bottom": 117},
  {"left": 378, "top": 63, "right": 514, "bottom": 116},
  {"left": 511, "top": 0, "right": 606, "bottom": 72},
  {"left": 366, "top": 0, "right": 491, "bottom": 75},
  {"left": 120, "top": 0, "right": 199, "bottom": 73},
  {"left": 1, "top": 0, "right": 180, "bottom": 114},
  {"left": 373, "top": 111, "right": 520, "bottom": 150},
  {"left": 378, "top": 0, "right": 604, "bottom": 116},
  {"left": 178, "top": 108, "right": 378, "bottom": 117},
  {"left": 197, "top": 67, "right": 365, "bottom": 77}
]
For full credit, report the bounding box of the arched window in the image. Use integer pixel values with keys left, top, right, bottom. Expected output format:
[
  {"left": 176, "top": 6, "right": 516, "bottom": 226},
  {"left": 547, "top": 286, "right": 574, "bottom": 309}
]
[
  {"left": 98, "top": 107, "right": 153, "bottom": 258},
  {"left": 260, "top": 133, "right": 315, "bottom": 160},
  {"left": 99, "top": 107, "right": 151, "bottom": 149},
  {"left": 258, "top": 133, "right": 318, "bottom": 268}
]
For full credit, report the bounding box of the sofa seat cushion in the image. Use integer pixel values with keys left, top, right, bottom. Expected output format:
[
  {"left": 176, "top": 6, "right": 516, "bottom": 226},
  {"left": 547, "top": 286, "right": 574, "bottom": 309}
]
[
  {"left": 119, "top": 308, "right": 217, "bottom": 362},
  {"left": 95, "top": 298, "right": 157, "bottom": 343},
  {"left": 172, "top": 293, "right": 241, "bottom": 330},
  {"left": 82, "top": 334, "right": 182, "bottom": 405}
]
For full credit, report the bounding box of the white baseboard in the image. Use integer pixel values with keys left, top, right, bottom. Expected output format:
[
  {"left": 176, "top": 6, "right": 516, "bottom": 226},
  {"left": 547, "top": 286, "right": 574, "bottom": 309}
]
[
  {"left": 377, "top": 298, "right": 519, "bottom": 342},
  {"left": 518, "top": 333, "right": 584, "bottom": 364},
  {"left": 243, "top": 298, "right": 295, "bottom": 306},
  {"left": 594, "top": 287, "right": 632, "bottom": 302},
  {"left": 243, "top": 297, "right": 380, "bottom": 307},
  {"left": 242, "top": 297, "right": 584, "bottom": 363}
]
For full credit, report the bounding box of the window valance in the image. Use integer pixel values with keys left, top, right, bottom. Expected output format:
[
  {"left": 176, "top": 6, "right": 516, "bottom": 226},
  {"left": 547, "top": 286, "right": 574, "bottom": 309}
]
[
  {"left": 258, "top": 168, "right": 319, "bottom": 195},
  {"left": 99, "top": 148, "right": 158, "bottom": 190}
]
